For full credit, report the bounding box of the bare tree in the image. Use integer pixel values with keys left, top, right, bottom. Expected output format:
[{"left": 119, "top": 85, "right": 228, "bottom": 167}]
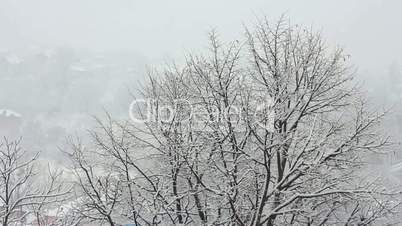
[
  {"left": 0, "top": 138, "right": 69, "bottom": 226},
  {"left": 67, "top": 139, "right": 123, "bottom": 226},
  {"left": 67, "top": 115, "right": 185, "bottom": 226},
  {"left": 69, "top": 18, "right": 402, "bottom": 225}
]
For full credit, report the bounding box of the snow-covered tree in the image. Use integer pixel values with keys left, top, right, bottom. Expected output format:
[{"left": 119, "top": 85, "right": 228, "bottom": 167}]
[
  {"left": 0, "top": 138, "right": 69, "bottom": 226},
  {"left": 69, "top": 18, "right": 401, "bottom": 225}
]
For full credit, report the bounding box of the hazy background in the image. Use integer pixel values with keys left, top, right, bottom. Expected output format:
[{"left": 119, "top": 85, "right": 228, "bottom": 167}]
[
  {"left": 1, "top": 0, "right": 402, "bottom": 162},
  {"left": 1, "top": 0, "right": 402, "bottom": 67}
]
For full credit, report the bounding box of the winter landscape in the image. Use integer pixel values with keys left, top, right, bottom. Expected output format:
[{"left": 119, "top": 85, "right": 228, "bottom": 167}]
[{"left": 1, "top": 0, "right": 402, "bottom": 225}]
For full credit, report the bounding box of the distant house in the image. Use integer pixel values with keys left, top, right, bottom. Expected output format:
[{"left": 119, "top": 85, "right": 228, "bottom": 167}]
[{"left": 0, "top": 109, "right": 22, "bottom": 138}]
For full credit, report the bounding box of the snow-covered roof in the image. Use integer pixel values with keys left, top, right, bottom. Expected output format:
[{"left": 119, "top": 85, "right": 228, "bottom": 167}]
[
  {"left": 0, "top": 109, "right": 22, "bottom": 118},
  {"left": 4, "top": 55, "right": 22, "bottom": 64},
  {"left": 70, "top": 65, "right": 88, "bottom": 72}
]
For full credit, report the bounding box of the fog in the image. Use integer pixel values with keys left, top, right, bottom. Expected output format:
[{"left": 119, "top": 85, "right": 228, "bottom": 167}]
[
  {"left": 1, "top": 0, "right": 402, "bottom": 158},
  {"left": 2, "top": 0, "right": 402, "bottom": 66},
  {"left": 2, "top": 1, "right": 402, "bottom": 224}
]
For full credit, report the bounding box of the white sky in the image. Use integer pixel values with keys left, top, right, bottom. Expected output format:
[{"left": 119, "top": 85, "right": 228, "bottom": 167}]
[{"left": 0, "top": 0, "right": 401, "bottom": 71}]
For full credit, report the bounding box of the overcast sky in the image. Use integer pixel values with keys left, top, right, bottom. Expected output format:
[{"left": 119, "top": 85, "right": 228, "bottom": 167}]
[{"left": 1, "top": 0, "right": 401, "bottom": 71}]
